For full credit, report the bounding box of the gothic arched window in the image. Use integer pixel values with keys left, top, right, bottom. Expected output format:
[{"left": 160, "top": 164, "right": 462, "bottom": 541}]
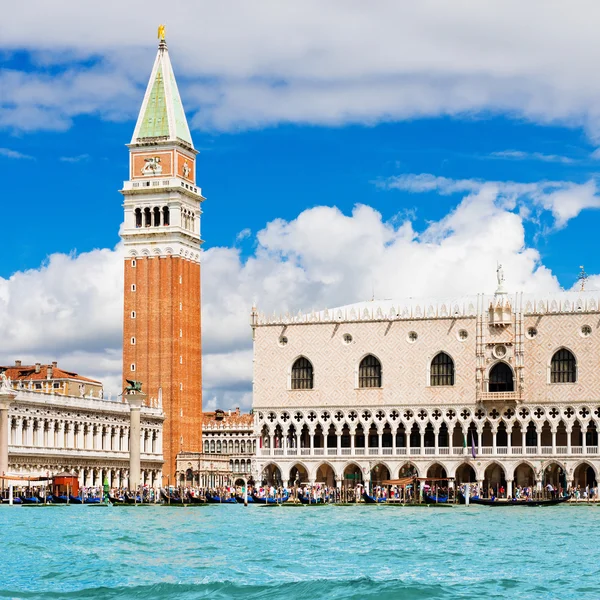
[
  {"left": 291, "top": 357, "right": 314, "bottom": 390},
  {"left": 489, "top": 362, "right": 514, "bottom": 392},
  {"left": 359, "top": 355, "right": 382, "bottom": 388},
  {"left": 144, "top": 207, "right": 151, "bottom": 227},
  {"left": 162, "top": 206, "right": 170, "bottom": 226},
  {"left": 551, "top": 349, "right": 577, "bottom": 383},
  {"left": 135, "top": 208, "right": 142, "bottom": 228},
  {"left": 153, "top": 206, "right": 161, "bottom": 227},
  {"left": 430, "top": 352, "right": 455, "bottom": 386}
]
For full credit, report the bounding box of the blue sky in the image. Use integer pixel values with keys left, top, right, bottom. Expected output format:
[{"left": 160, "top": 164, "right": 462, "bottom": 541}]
[
  {"left": 4, "top": 1, "right": 600, "bottom": 407},
  {"left": 4, "top": 113, "right": 599, "bottom": 287}
]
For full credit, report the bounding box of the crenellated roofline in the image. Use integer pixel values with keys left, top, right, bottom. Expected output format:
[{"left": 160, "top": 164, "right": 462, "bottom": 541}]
[{"left": 251, "top": 290, "right": 600, "bottom": 327}]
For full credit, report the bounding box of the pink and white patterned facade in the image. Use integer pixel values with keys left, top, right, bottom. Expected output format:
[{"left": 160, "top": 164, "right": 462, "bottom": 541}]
[{"left": 252, "top": 289, "right": 600, "bottom": 495}]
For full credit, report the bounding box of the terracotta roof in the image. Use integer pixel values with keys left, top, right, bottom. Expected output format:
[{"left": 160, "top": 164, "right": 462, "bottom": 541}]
[
  {"left": 202, "top": 409, "right": 253, "bottom": 428},
  {"left": 0, "top": 364, "right": 101, "bottom": 385}
]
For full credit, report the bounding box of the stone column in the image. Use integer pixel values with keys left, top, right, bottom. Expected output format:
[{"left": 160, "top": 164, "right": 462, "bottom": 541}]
[
  {"left": 506, "top": 479, "right": 513, "bottom": 499},
  {"left": 434, "top": 426, "right": 439, "bottom": 455},
  {"left": 350, "top": 430, "right": 355, "bottom": 455},
  {"left": 521, "top": 430, "right": 527, "bottom": 455},
  {"left": 392, "top": 428, "right": 397, "bottom": 455},
  {"left": 566, "top": 427, "right": 572, "bottom": 455},
  {"left": 378, "top": 431, "right": 383, "bottom": 455},
  {"left": 582, "top": 425, "right": 588, "bottom": 455},
  {"left": 336, "top": 430, "right": 342, "bottom": 455},
  {"left": 309, "top": 430, "right": 315, "bottom": 455},
  {"left": 492, "top": 428, "right": 497, "bottom": 455},
  {"left": 0, "top": 385, "right": 16, "bottom": 477},
  {"left": 551, "top": 429, "right": 557, "bottom": 455},
  {"left": 127, "top": 391, "right": 146, "bottom": 491}
]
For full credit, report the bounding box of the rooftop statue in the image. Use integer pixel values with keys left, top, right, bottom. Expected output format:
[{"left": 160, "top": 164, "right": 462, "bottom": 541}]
[
  {"left": 497, "top": 263, "right": 505, "bottom": 286},
  {"left": 0, "top": 372, "right": 12, "bottom": 392},
  {"left": 158, "top": 24, "right": 165, "bottom": 41}
]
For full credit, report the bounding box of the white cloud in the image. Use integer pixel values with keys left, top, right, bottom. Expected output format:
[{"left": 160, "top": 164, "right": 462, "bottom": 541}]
[
  {"left": 0, "top": 148, "right": 33, "bottom": 160},
  {"left": 4, "top": 179, "right": 598, "bottom": 410},
  {"left": 59, "top": 154, "right": 90, "bottom": 163},
  {"left": 490, "top": 150, "right": 575, "bottom": 164},
  {"left": 382, "top": 173, "right": 600, "bottom": 229},
  {"left": 5, "top": 1, "right": 600, "bottom": 135}
]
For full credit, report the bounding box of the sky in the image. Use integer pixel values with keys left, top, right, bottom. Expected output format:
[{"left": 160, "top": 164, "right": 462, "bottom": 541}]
[{"left": 3, "top": 1, "right": 600, "bottom": 410}]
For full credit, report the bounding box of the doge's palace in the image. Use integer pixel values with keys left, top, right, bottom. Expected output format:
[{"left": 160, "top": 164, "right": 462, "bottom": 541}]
[{"left": 252, "top": 274, "right": 600, "bottom": 496}]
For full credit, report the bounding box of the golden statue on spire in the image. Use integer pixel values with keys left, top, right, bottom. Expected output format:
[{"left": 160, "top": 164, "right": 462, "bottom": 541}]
[{"left": 158, "top": 24, "right": 166, "bottom": 41}]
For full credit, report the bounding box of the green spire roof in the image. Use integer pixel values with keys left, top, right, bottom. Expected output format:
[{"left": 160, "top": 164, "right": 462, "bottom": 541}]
[{"left": 132, "top": 41, "right": 193, "bottom": 147}]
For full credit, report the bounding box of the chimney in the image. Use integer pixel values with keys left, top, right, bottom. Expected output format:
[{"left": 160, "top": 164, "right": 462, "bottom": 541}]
[
  {"left": 235, "top": 407, "right": 240, "bottom": 415},
  {"left": 52, "top": 361, "right": 57, "bottom": 368},
  {"left": 35, "top": 363, "right": 41, "bottom": 374},
  {"left": 15, "top": 360, "right": 21, "bottom": 368},
  {"left": 47, "top": 364, "right": 53, "bottom": 379}
]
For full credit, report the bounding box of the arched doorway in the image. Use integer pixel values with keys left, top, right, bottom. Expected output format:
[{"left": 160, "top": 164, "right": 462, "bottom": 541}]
[
  {"left": 261, "top": 463, "right": 282, "bottom": 486},
  {"left": 370, "top": 463, "right": 390, "bottom": 486},
  {"left": 343, "top": 462, "right": 363, "bottom": 485},
  {"left": 514, "top": 462, "right": 535, "bottom": 487},
  {"left": 426, "top": 463, "right": 447, "bottom": 479},
  {"left": 289, "top": 463, "right": 309, "bottom": 486},
  {"left": 398, "top": 462, "right": 419, "bottom": 478},
  {"left": 574, "top": 462, "right": 596, "bottom": 490},
  {"left": 455, "top": 463, "right": 476, "bottom": 484},
  {"left": 543, "top": 462, "right": 566, "bottom": 496},
  {"left": 489, "top": 362, "right": 514, "bottom": 392},
  {"left": 483, "top": 463, "right": 506, "bottom": 498},
  {"left": 315, "top": 463, "right": 336, "bottom": 487}
]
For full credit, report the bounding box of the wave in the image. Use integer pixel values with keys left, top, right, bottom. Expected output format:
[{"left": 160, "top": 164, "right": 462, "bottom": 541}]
[{"left": 0, "top": 576, "right": 457, "bottom": 600}]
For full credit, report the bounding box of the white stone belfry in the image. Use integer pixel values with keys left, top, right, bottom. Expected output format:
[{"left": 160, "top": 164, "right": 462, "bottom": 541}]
[{"left": 120, "top": 29, "right": 204, "bottom": 264}]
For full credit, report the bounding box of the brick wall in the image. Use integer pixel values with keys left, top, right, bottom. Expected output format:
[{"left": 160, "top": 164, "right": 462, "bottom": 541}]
[{"left": 123, "top": 255, "right": 202, "bottom": 479}]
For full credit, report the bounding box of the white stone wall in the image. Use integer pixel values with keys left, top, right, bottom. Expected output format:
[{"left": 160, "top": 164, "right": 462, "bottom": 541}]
[{"left": 7, "top": 389, "right": 164, "bottom": 487}]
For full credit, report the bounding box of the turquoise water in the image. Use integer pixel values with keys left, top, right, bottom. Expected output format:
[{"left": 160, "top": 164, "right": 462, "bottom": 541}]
[{"left": 1, "top": 504, "right": 599, "bottom": 599}]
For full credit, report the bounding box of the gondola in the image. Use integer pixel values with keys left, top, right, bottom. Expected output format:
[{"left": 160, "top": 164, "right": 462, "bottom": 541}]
[
  {"left": 84, "top": 497, "right": 102, "bottom": 505},
  {"left": 253, "top": 494, "right": 289, "bottom": 504},
  {"left": 160, "top": 489, "right": 184, "bottom": 504},
  {"left": 186, "top": 495, "right": 206, "bottom": 505},
  {"left": 298, "top": 494, "right": 322, "bottom": 505},
  {"left": 423, "top": 492, "right": 450, "bottom": 504},
  {"left": 235, "top": 495, "right": 253, "bottom": 504},
  {"left": 69, "top": 495, "right": 84, "bottom": 504},
  {"left": 205, "top": 493, "right": 222, "bottom": 503},
  {"left": 51, "top": 495, "right": 69, "bottom": 504},
  {"left": 123, "top": 492, "right": 143, "bottom": 504},
  {"left": 206, "top": 494, "right": 237, "bottom": 504},
  {"left": 361, "top": 492, "right": 386, "bottom": 504},
  {"left": 458, "top": 492, "right": 571, "bottom": 507},
  {"left": 21, "top": 496, "right": 41, "bottom": 504}
]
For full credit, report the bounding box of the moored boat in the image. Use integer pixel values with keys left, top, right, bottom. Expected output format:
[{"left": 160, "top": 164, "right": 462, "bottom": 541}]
[
  {"left": 423, "top": 492, "right": 450, "bottom": 504},
  {"left": 361, "top": 492, "right": 386, "bottom": 504},
  {"left": 458, "top": 492, "right": 571, "bottom": 507},
  {"left": 21, "top": 496, "right": 41, "bottom": 504}
]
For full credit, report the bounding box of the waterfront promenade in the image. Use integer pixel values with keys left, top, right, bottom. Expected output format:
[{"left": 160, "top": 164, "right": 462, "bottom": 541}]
[{"left": 1, "top": 504, "right": 598, "bottom": 599}]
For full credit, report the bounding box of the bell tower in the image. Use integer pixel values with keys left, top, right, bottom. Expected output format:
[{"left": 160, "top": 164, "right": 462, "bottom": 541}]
[{"left": 121, "top": 27, "right": 203, "bottom": 481}]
